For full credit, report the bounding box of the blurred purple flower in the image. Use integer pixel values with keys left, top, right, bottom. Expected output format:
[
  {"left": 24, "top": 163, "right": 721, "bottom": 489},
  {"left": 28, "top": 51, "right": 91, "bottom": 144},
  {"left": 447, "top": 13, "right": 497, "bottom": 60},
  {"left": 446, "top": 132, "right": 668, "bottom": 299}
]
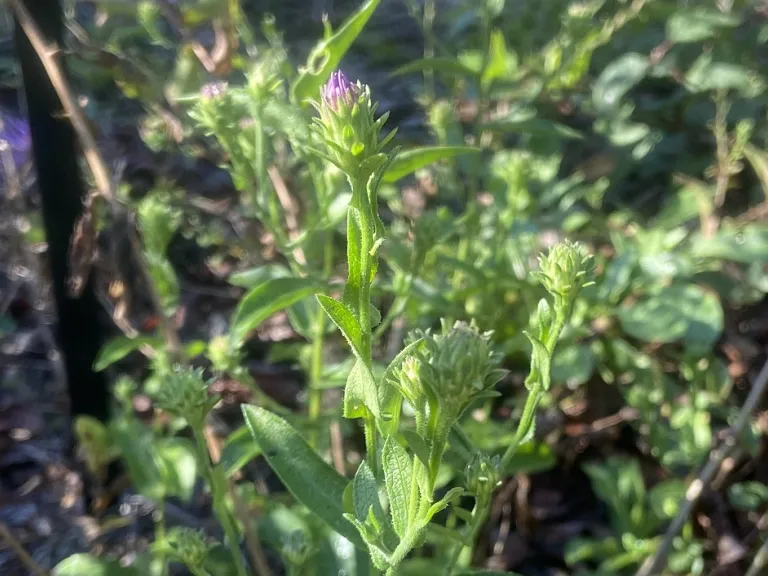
[
  {"left": 322, "top": 70, "right": 359, "bottom": 110},
  {"left": 200, "top": 82, "right": 228, "bottom": 100},
  {"left": 0, "top": 111, "right": 32, "bottom": 171}
]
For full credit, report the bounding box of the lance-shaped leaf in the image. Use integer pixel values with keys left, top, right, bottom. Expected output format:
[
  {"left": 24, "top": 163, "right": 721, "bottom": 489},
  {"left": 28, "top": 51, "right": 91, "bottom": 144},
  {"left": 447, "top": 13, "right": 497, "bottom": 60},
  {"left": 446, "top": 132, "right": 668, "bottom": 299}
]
[
  {"left": 242, "top": 404, "right": 363, "bottom": 548},
  {"left": 382, "top": 146, "right": 480, "bottom": 183},
  {"left": 382, "top": 436, "right": 413, "bottom": 538}
]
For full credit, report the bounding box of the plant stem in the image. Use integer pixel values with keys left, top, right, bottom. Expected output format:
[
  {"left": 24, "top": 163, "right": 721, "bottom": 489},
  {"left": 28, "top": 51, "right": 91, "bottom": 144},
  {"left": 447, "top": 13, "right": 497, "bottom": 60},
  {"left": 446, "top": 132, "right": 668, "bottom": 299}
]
[
  {"left": 442, "top": 492, "right": 491, "bottom": 575},
  {"left": 308, "top": 233, "right": 333, "bottom": 447},
  {"left": 192, "top": 427, "right": 248, "bottom": 576},
  {"left": 155, "top": 501, "right": 168, "bottom": 576}
]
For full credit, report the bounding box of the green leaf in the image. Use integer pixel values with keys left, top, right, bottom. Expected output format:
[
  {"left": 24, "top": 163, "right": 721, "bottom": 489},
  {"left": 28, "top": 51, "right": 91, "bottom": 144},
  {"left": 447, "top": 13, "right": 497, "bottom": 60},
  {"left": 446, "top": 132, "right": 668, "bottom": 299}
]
[
  {"left": 402, "top": 430, "right": 431, "bottom": 471},
  {"left": 155, "top": 437, "right": 197, "bottom": 503},
  {"left": 666, "top": 8, "right": 740, "bottom": 44},
  {"left": 54, "top": 554, "right": 141, "bottom": 576},
  {"left": 344, "top": 358, "right": 381, "bottom": 419},
  {"left": 229, "top": 277, "right": 325, "bottom": 348},
  {"left": 691, "top": 225, "right": 768, "bottom": 264},
  {"left": 352, "top": 461, "right": 383, "bottom": 523},
  {"left": 728, "top": 481, "right": 768, "bottom": 511},
  {"left": 219, "top": 424, "right": 262, "bottom": 478},
  {"left": 317, "top": 295, "right": 365, "bottom": 359},
  {"left": 592, "top": 53, "right": 649, "bottom": 114},
  {"left": 94, "top": 335, "right": 162, "bottom": 371},
  {"left": 109, "top": 418, "right": 166, "bottom": 501},
  {"left": 481, "top": 29, "right": 517, "bottom": 90},
  {"left": 382, "top": 436, "right": 413, "bottom": 538},
  {"left": 291, "top": 0, "right": 380, "bottom": 103},
  {"left": 551, "top": 344, "right": 595, "bottom": 388},
  {"left": 382, "top": 147, "right": 480, "bottom": 183},
  {"left": 378, "top": 338, "right": 424, "bottom": 432},
  {"left": 241, "top": 404, "right": 363, "bottom": 547},
  {"left": 618, "top": 283, "right": 723, "bottom": 354},
  {"left": 391, "top": 58, "right": 479, "bottom": 80},
  {"left": 228, "top": 263, "right": 291, "bottom": 287},
  {"left": 685, "top": 53, "right": 763, "bottom": 97}
]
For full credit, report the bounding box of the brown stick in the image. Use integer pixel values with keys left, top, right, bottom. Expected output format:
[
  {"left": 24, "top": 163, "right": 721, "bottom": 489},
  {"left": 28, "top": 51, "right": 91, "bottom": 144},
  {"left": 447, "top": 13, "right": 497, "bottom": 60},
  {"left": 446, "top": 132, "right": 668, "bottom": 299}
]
[
  {"left": 0, "top": 521, "right": 49, "bottom": 576},
  {"left": 635, "top": 356, "right": 768, "bottom": 576},
  {"left": 10, "top": 0, "right": 181, "bottom": 356}
]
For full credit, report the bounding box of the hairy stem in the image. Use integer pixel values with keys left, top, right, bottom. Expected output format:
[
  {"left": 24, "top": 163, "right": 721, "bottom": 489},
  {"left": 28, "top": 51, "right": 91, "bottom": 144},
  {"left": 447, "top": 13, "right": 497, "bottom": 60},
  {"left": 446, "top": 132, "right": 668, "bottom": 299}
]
[{"left": 192, "top": 427, "right": 248, "bottom": 576}]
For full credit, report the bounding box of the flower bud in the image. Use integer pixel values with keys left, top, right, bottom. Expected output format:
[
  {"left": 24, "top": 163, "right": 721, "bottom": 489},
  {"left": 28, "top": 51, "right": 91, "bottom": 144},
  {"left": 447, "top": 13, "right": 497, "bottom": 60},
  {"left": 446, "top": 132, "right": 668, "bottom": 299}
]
[
  {"left": 153, "top": 366, "right": 216, "bottom": 426},
  {"left": 535, "top": 240, "right": 593, "bottom": 304},
  {"left": 311, "top": 70, "right": 396, "bottom": 180},
  {"left": 167, "top": 527, "right": 208, "bottom": 569},
  {"left": 464, "top": 452, "right": 502, "bottom": 497},
  {"left": 392, "top": 320, "right": 505, "bottom": 423}
]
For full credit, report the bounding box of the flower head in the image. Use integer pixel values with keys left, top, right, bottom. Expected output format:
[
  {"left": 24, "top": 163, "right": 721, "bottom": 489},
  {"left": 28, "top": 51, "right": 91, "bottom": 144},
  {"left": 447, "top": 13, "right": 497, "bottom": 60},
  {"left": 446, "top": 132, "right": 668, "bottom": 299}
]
[
  {"left": 311, "top": 70, "right": 396, "bottom": 181},
  {"left": 391, "top": 320, "right": 505, "bottom": 421},
  {"left": 535, "top": 240, "right": 594, "bottom": 304},
  {"left": 153, "top": 365, "right": 217, "bottom": 426},
  {"left": 166, "top": 527, "right": 209, "bottom": 569},
  {"left": 322, "top": 70, "right": 360, "bottom": 110}
]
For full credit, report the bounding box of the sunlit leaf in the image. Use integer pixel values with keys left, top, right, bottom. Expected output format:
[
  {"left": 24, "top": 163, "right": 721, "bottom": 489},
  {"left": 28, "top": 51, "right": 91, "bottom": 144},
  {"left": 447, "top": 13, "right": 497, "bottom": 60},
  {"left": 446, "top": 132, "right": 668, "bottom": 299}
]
[
  {"left": 291, "top": 0, "right": 380, "bottom": 103},
  {"left": 383, "top": 146, "right": 480, "bottom": 183},
  {"left": 593, "top": 53, "right": 649, "bottom": 113},
  {"left": 94, "top": 335, "right": 162, "bottom": 371},
  {"left": 54, "top": 554, "right": 141, "bottom": 576},
  {"left": 229, "top": 277, "right": 326, "bottom": 348},
  {"left": 241, "top": 404, "right": 363, "bottom": 547}
]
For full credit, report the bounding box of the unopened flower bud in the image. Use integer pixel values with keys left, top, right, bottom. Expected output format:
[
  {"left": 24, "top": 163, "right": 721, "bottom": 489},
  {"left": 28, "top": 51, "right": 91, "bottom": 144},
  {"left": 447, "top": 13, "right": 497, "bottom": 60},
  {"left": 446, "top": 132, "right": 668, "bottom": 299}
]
[
  {"left": 536, "top": 240, "right": 593, "bottom": 303},
  {"left": 167, "top": 527, "right": 208, "bottom": 569},
  {"left": 311, "top": 70, "right": 396, "bottom": 181},
  {"left": 153, "top": 366, "right": 215, "bottom": 426},
  {"left": 465, "top": 452, "right": 502, "bottom": 497}
]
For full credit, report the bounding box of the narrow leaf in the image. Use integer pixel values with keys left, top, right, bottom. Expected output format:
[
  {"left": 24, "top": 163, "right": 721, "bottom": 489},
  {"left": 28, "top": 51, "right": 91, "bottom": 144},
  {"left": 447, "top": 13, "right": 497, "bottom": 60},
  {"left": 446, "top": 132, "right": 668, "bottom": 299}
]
[
  {"left": 317, "top": 295, "right": 365, "bottom": 359},
  {"left": 229, "top": 277, "right": 325, "bottom": 348},
  {"left": 382, "top": 436, "right": 413, "bottom": 538},
  {"left": 241, "top": 404, "right": 363, "bottom": 547},
  {"left": 53, "top": 554, "right": 141, "bottom": 576},
  {"left": 291, "top": 0, "right": 381, "bottom": 103},
  {"left": 383, "top": 146, "right": 480, "bottom": 183},
  {"left": 94, "top": 335, "right": 162, "bottom": 371}
]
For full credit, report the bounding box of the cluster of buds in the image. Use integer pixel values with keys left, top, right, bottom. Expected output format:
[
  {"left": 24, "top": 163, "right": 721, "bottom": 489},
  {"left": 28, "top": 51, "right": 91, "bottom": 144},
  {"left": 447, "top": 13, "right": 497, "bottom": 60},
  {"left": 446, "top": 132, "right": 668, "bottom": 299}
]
[
  {"left": 311, "top": 71, "right": 396, "bottom": 181},
  {"left": 153, "top": 365, "right": 218, "bottom": 428},
  {"left": 535, "top": 240, "right": 594, "bottom": 308},
  {"left": 165, "top": 527, "right": 209, "bottom": 571},
  {"left": 392, "top": 320, "right": 505, "bottom": 425}
]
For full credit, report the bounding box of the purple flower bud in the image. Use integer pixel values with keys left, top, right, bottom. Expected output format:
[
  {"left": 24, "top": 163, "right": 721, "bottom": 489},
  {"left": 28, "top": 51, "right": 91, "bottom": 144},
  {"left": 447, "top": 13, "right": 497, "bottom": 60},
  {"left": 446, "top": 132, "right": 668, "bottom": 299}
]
[
  {"left": 0, "top": 111, "right": 32, "bottom": 170},
  {"left": 322, "top": 70, "right": 359, "bottom": 109},
  {"left": 200, "top": 82, "right": 228, "bottom": 100}
]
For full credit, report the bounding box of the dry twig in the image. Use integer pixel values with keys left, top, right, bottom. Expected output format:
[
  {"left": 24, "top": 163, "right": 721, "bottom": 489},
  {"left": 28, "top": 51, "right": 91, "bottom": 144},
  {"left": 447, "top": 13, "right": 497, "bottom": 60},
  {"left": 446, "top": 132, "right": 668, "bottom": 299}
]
[
  {"left": 635, "top": 356, "right": 768, "bottom": 576},
  {"left": 10, "top": 0, "right": 180, "bottom": 355},
  {"left": 0, "top": 521, "right": 48, "bottom": 576}
]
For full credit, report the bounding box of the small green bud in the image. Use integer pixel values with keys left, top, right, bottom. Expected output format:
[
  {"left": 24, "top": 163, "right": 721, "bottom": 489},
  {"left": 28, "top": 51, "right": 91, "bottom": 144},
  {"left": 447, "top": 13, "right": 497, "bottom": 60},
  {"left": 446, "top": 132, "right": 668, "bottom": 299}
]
[
  {"left": 535, "top": 240, "right": 594, "bottom": 303},
  {"left": 464, "top": 451, "right": 502, "bottom": 497},
  {"left": 393, "top": 320, "right": 505, "bottom": 422},
  {"left": 167, "top": 527, "right": 208, "bottom": 569},
  {"left": 153, "top": 365, "right": 216, "bottom": 426}
]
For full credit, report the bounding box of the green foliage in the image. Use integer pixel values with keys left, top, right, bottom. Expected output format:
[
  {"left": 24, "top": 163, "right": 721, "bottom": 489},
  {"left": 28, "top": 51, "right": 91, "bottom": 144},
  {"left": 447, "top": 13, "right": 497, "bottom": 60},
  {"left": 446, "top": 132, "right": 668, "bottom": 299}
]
[{"left": 60, "top": 0, "right": 768, "bottom": 574}]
